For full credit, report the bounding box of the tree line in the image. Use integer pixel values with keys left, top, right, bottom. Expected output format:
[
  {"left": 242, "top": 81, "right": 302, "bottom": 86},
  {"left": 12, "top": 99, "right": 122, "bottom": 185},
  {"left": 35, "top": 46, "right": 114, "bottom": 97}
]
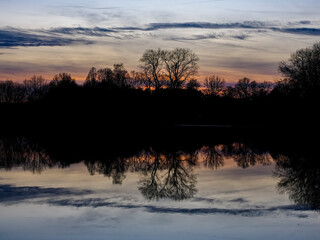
[
  {"left": 0, "top": 44, "right": 319, "bottom": 131},
  {"left": 2, "top": 43, "right": 319, "bottom": 103}
]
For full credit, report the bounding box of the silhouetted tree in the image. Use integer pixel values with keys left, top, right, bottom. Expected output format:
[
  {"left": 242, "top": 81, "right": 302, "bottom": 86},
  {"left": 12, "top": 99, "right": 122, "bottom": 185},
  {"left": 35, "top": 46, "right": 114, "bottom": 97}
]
[
  {"left": 91, "top": 64, "right": 130, "bottom": 89},
  {"left": 204, "top": 75, "right": 225, "bottom": 96},
  {"left": 0, "top": 80, "right": 25, "bottom": 103},
  {"left": 127, "top": 71, "right": 146, "bottom": 89},
  {"left": 232, "top": 77, "right": 271, "bottom": 99},
  {"left": 84, "top": 67, "right": 98, "bottom": 87},
  {"left": 186, "top": 78, "right": 201, "bottom": 91},
  {"left": 162, "top": 48, "right": 199, "bottom": 89},
  {"left": 140, "top": 49, "right": 165, "bottom": 90},
  {"left": 279, "top": 42, "right": 320, "bottom": 98},
  {"left": 23, "top": 75, "right": 48, "bottom": 101},
  {"left": 113, "top": 63, "right": 129, "bottom": 88},
  {"left": 96, "top": 67, "right": 114, "bottom": 87},
  {"left": 233, "top": 77, "right": 254, "bottom": 99},
  {"left": 49, "top": 73, "right": 77, "bottom": 89}
]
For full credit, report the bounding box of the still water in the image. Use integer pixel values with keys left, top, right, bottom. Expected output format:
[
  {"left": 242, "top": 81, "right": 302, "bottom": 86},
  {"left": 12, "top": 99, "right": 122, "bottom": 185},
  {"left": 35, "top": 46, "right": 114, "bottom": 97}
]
[{"left": 0, "top": 136, "right": 319, "bottom": 240}]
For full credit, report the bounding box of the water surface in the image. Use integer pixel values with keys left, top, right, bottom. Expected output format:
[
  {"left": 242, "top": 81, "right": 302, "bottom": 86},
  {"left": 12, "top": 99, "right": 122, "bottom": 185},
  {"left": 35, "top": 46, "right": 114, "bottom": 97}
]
[{"left": 0, "top": 136, "right": 319, "bottom": 240}]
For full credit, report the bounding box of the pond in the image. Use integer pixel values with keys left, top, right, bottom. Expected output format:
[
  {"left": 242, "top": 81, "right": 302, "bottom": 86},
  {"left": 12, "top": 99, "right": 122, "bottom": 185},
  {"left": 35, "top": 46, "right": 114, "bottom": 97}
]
[{"left": 0, "top": 134, "right": 319, "bottom": 240}]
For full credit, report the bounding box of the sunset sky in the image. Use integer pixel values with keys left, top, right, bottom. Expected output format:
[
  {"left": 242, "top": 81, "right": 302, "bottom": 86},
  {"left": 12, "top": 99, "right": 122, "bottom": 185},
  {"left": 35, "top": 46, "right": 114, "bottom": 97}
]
[{"left": 0, "top": 0, "right": 319, "bottom": 83}]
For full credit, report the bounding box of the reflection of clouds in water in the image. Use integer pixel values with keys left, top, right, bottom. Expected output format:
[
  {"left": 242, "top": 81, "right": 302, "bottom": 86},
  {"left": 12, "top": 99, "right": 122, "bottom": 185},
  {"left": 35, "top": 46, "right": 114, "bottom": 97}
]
[
  {"left": 0, "top": 184, "right": 92, "bottom": 204},
  {"left": 0, "top": 184, "right": 313, "bottom": 218}
]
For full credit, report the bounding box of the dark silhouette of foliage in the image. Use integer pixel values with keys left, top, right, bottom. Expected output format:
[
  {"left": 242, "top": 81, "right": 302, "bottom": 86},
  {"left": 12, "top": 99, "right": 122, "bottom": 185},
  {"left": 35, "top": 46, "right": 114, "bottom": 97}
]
[
  {"left": 50, "top": 73, "right": 77, "bottom": 89},
  {"left": 204, "top": 75, "right": 225, "bottom": 96},
  {"left": 186, "top": 78, "right": 201, "bottom": 91},
  {"left": 278, "top": 42, "right": 320, "bottom": 98},
  {"left": 84, "top": 67, "right": 98, "bottom": 87},
  {"left": 23, "top": 75, "right": 48, "bottom": 102},
  {"left": 0, "top": 80, "right": 26, "bottom": 103}
]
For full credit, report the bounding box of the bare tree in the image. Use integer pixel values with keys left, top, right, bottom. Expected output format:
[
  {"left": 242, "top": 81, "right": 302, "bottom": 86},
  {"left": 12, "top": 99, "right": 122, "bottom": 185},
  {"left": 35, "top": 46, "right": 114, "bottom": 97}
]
[
  {"left": 186, "top": 78, "right": 201, "bottom": 91},
  {"left": 204, "top": 75, "right": 225, "bottom": 96},
  {"left": 232, "top": 78, "right": 273, "bottom": 99},
  {"left": 84, "top": 67, "right": 98, "bottom": 87},
  {"left": 162, "top": 48, "right": 199, "bottom": 89},
  {"left": 23, "top": 75, "right": 48, "bottom": 101},
  {"left": 128, "top": 71, "right": 145, "bottom": 89},
  {"left": 97, "top": 67, "right": 114, "bottom": 85},
  {"left": 50, "top": 73, "right": 77, "bottom": 89},
  {"left": 113, "top": 63, "right": 129, "bottom": 88},
  {"left": 0, "top": 80, "right": 25, "bottom": 103},
  {"left": 140, "top": 49, "right": 165, "bottom": 90}
]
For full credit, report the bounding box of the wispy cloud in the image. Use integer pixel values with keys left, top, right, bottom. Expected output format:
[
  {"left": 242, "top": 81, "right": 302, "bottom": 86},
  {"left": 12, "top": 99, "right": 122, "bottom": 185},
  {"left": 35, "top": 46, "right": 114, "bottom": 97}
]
[
  {"left": 166, "top": 32, "right": 250, "bottom": 41},
  {"left": 273, "top": 27, "right": 320, "bottom": 36},
  {"left": 0, "top": 29, "right": 93, "bottom": 48},
  {"left": 115, "top": 21, "right": 320, "bottom": 35},
  {"left": 43, "top": 27, "right": 116, "bottom": 36},
  {"left": 1, "top": 20, "right": 319, "bottom": 49}
]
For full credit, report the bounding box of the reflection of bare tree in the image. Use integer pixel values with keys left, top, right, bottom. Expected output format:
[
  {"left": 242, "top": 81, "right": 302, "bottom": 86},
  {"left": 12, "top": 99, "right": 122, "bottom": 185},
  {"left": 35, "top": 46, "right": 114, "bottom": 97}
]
[
  {"left": 273, "top": 154, "right": 320, "bottom": 210},
  {"left": 223, "top": 143, "right": 272, "bottom": 168},
  {"left": 0, "top": 137, "right": 56, "bottom": 174},
  {"left": 85, "top": 157, "right": 127, "bottom": 185},
  {"left": 202, "top": 145, "right": 224, "bottom": 170},
  {"left": 138, "top": 149, "right": 197, "bottom": 200}
]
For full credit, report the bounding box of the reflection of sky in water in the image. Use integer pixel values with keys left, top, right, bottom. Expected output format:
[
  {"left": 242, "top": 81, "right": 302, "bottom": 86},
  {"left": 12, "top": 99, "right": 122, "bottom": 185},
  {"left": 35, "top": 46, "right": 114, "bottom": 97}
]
[{"left": 1, "top": 158, "right": 319, "bottom": 240}]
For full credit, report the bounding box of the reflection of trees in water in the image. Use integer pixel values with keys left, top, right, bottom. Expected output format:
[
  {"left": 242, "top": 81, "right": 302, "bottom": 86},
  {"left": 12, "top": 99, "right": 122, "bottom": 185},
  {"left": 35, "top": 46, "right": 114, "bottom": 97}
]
[
  {"left": 202, "top": 145, "right": 224, "bottom": 170},
  {"left": 0, "top": 137, "right": 57, "bottom": 173},
  {"left": 273, "top": 153, "right": 320, "bottom": 210},
  {"left": 222, "top": 143, "right": 272, "bottom": 168},
  {"left": 0, "top": 137, "right": 275, "bottom": 175},
  {"left": 137, "top": 149, "right": 197, "bottom": 200},
  {"left": 85, "top": 157, "right": 127, "bottom": 185},
  {"left": 1, "top": 136, "right": 319, "bottom": 205},
  {"left": 1, "top": 137, "right": 279, "bottom": 201},
  {"left": 200, "top": 143, "right": 272, "bottom": 170}
]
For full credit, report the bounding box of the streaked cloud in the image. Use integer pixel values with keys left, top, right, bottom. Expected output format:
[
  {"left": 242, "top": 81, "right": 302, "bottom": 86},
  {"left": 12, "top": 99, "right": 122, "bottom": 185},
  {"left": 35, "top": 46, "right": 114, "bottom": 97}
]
[
  {"left": 0, "top": 29, "right": 93, "bottom": 48},
  {"left": 1, "top": 21, "right": 319, "bottom": 49}
]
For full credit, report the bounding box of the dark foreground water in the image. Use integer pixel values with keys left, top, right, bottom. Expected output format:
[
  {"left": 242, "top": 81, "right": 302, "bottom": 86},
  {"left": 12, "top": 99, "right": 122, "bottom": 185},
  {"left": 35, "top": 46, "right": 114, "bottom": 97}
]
[{"left": 0, "top": 134, "right": 319, "bottom": 240}]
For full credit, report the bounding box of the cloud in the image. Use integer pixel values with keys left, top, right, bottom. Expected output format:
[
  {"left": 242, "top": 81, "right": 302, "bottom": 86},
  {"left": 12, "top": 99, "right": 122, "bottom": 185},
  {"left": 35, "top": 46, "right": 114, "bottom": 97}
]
[
  {"left": 114, "top": 21, "right": 267, "bottom": 31},
  {"left": 115, "top": 21, "right": 320, "bottom": 37},
  {"left": 273, "top": 28, "right": 320, "bottom": 36},
  {"left": 43, "top": 27, "right": 116, "bottom": 36},
  {"left": 166, "top": 32, "right": 249, "bottom": 41},
  {"left": 0, "top": 29, "right": 93, "bottom": 48},
  {"left": 0, "top": 184, "right": 92, "bottom": 203},
  {"left": 1, "top": 20, "right": 319, "bottom": 49}
]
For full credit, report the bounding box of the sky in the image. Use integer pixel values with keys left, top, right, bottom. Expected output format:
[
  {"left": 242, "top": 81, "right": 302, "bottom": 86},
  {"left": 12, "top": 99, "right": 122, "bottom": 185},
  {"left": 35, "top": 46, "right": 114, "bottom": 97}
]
[{"left": 0, "top": 0, "right": 320, "bottom": 83}]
